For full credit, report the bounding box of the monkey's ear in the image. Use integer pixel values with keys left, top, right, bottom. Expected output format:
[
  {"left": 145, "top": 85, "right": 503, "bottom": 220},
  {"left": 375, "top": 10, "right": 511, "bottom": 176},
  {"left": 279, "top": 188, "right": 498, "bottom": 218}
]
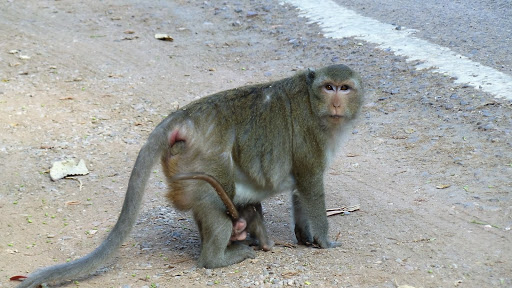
[{"left": 306, "top": 68, "right": 316, "bottom": 86}]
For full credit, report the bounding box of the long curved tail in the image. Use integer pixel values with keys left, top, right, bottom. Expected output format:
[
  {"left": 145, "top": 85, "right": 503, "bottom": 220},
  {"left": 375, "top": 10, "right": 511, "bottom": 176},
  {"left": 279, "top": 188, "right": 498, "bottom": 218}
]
[{"left": 17, "top": 117, "right": 173, "bottom": 288}]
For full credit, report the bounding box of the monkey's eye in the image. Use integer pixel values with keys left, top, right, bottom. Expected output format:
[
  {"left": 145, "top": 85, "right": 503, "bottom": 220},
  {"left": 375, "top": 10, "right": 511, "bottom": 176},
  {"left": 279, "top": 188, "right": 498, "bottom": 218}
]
[
  {"left": 340, "top": 85, "right": 350, "bottom": 91},
  {"left": 325, "top": 84, "right": 334, "bottom": 91}
]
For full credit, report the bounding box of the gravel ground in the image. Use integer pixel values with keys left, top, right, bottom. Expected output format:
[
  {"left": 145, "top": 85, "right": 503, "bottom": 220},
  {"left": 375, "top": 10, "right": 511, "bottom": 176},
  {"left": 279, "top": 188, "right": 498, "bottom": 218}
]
[{"left": 1, "top": 0, "right": 511, "bottom": 287}]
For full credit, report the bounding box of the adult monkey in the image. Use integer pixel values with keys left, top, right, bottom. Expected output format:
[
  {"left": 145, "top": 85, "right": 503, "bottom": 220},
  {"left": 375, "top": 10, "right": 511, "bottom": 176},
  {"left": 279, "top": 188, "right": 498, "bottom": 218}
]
[{"left": 17, "top": 64, "right": 363, "bottom": 287}]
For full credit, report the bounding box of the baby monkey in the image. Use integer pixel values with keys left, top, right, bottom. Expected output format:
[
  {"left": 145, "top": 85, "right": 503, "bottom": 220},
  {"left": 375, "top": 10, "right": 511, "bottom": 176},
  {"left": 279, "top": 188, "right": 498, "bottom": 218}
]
[{"left": 171, "top": 172, "right": 272, "bottom": 251}]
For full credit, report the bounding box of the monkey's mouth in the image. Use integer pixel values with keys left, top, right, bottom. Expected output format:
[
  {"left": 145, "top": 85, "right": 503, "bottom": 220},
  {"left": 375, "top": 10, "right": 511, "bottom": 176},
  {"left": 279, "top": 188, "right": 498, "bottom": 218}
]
[
  {"left": 328, "top": 115, "right": 344, "bottom": 124},
  {"left": 329, "top": 114, "right": 344, "bottom": 120}
]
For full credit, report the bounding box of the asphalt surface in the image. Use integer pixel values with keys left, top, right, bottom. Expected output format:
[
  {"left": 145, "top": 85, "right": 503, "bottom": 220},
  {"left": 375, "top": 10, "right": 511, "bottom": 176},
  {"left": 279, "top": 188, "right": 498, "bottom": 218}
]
[{"left": 331, "top": 0, "right": 512, "bottom": 74}]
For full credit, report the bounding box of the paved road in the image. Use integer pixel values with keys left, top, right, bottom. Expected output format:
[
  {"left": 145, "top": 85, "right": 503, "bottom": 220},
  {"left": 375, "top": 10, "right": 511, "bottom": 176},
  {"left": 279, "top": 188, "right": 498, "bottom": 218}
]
[
  {"left": 330, "top": 0, "right": 512, "bottom": 74},
  {"left": 286, "top": 0, "right": 512, "bottom": 100}
]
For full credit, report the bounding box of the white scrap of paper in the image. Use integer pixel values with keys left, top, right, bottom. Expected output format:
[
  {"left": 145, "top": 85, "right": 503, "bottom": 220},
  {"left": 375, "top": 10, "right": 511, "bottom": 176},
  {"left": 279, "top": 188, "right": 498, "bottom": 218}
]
[{"left": 50, "top": 159, "right": 89, "bottom": 181}]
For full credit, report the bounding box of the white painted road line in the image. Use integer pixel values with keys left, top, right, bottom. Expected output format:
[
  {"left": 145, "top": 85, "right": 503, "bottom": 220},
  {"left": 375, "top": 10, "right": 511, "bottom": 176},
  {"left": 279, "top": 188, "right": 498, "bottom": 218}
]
[{"left": 284, "top": 0, "right": 512, "bottom": 100}]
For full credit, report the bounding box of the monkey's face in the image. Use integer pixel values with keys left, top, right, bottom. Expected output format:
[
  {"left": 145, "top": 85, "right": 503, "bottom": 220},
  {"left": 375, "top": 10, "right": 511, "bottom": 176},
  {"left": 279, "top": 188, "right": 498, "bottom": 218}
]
[
  {"left": 324, "top": 81, "right": 360, "bottom": 122},
  {"left": 311, "top": 79, "right": 362, "bottom": 126},
  {"left": 307, "top": 65, "right": 363, "bottom": 127}
]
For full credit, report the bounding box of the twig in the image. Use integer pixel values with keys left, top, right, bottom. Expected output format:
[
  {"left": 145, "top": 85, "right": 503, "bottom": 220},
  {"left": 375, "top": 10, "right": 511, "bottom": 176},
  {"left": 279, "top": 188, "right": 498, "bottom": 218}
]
[{"left": 65, "top": 176, "right": 83, "bottom": 191}]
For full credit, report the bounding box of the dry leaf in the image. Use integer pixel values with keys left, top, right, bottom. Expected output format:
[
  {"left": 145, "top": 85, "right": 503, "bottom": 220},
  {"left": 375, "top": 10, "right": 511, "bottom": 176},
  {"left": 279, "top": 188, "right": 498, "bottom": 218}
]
[
  {"left": 436, "top": 184, "right": 451, "bottom": 189},
  {"left": 66, "top": 201, "right": 81, "bottom": 205},
  {"left": 155, "top": 33, "right": 174, "bottom": 41},
  {"left": 50, "top": 159, "right": 89, "bottom": 181},
  {"left": 10, "top": 275, "right": 27, "bottom": 281}
]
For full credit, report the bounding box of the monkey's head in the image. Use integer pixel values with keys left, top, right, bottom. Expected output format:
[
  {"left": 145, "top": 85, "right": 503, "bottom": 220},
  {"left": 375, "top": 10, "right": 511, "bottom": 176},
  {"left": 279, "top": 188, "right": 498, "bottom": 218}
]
[{"left": 306, "top": 64, "right": 363, "bottom": 126}]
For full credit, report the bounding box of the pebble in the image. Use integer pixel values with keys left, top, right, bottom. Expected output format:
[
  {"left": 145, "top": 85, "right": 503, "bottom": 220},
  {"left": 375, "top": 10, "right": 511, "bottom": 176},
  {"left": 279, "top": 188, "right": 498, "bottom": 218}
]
[
  {"left": 246, "top": 11, "right": 258, "bottom": 17},
  {"left": 478, "top": 123, "right": 494, "bottom": 131},
  {"left": 204, "top": 269, "right": 213, "bottom": 277},
  {"left": 480, "top": 205, "right": 501, "bottom": 212},
  {"left": 444, "top": 103, "right": 454, "bottom": 110},
  {"left": 481, "top": 110, "right": 492, "bottom": 117},
  {"left": 140, "top": 242, "right": 152, "bottom": 249},
  {"left": 390, "top": 88, "right": 400, "bottom": 94}
]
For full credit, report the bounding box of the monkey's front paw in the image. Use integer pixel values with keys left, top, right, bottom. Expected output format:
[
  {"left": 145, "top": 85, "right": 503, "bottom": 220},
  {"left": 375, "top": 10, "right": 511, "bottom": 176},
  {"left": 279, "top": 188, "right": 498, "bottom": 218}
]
[
  {"left": 312, "top": 237, "right": 341, "bottom": 249},
  {"left": 294, "top": 227, "right": 313, "bottom": 246}
]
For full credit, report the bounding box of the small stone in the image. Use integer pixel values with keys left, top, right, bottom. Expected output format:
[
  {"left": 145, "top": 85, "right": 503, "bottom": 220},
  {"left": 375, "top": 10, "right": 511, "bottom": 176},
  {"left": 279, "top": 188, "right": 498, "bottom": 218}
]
[
  {"left": 246, "top": 11, "right": 258, "bottom": 17},
  {"left": 444, "top": 103, "right": 454, "bottom": 110},
  {"left": 390, "top": 88, "right": 400, "bottom": 94},
  {"left": 481, "top": 110, "right": 492, "bottom": 117}
]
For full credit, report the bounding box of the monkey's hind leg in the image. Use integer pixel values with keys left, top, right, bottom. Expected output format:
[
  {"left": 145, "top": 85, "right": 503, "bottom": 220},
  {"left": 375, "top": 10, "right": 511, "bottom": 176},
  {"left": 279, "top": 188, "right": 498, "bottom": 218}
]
[{"left": 194, "top": 202, "right": 255, "bottom": 268}]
